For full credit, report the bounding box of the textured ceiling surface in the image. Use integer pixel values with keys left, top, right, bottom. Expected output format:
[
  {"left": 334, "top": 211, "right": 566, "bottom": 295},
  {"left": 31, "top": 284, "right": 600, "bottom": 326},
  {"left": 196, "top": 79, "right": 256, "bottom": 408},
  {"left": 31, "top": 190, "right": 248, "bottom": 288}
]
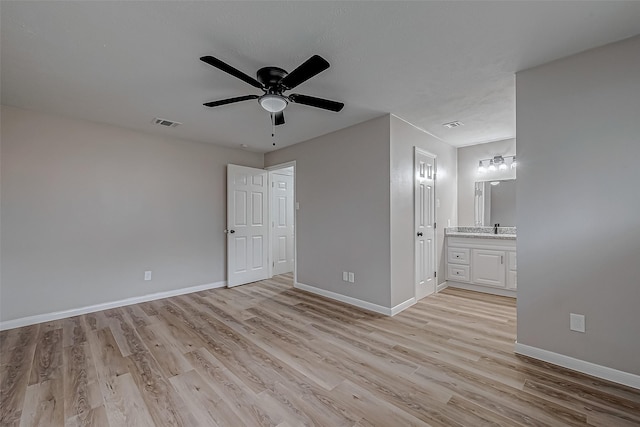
[{"left": 2, "top": 2, "right": 640, "bottom": 151}]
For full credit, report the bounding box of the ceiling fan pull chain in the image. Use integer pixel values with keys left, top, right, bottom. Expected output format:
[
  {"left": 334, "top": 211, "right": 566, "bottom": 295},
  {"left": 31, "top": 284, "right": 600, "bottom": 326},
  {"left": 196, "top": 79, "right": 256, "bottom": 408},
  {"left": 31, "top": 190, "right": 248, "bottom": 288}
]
[{"left": 271, "top": 113, "right": 276, "bottom": 141}]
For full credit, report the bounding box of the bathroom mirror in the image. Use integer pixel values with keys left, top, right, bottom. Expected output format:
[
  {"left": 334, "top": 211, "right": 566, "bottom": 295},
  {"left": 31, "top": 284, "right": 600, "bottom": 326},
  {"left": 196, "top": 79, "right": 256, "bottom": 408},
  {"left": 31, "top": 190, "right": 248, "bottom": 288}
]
[{"left": 474, "top": 179, "right": 516, "bottom": 226}]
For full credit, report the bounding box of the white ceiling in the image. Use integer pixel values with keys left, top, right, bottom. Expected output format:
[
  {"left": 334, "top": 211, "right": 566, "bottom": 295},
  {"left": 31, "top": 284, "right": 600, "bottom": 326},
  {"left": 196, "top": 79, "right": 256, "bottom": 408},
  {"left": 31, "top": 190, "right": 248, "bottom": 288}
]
[{"left": 2, "top": 2, "right": 639, "bottom": 152}]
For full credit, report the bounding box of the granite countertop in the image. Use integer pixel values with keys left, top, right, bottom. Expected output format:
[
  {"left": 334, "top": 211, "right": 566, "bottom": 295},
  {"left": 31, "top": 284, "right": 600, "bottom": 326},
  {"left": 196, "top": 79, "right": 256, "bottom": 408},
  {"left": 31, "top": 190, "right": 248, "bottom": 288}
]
[{"left": 445, "top": 226, "right": 517, "bottom": 240}]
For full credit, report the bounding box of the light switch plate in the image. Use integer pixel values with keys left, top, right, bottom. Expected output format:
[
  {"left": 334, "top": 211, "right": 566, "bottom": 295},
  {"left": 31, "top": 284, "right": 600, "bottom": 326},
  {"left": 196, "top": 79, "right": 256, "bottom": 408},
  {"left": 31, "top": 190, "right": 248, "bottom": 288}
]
[
  {"left": 342, "top": 271, "right": 348, "bottom": 281},
  {"left": 144, "top": 271, "right": 152, "bottom": 281},
  {"left": 570, "top": 313, "right": 585, "bottom": 333},
  {"left": 348, "top": 272, "right": 355, "bottom": 283}
]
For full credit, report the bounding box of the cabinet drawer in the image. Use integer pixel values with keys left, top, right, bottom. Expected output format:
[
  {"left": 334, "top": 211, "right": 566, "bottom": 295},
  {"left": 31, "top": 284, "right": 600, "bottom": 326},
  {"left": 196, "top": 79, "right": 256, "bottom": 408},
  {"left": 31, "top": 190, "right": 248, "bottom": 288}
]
[
  {"left": 448, "top": 247, "right": 470, "bottom": 265},
  {"left": 447, "top": 264, "right": 470, "bottom": 282},
  {"left": 508, "top": 251, "right": 517, "bottom": 271}
]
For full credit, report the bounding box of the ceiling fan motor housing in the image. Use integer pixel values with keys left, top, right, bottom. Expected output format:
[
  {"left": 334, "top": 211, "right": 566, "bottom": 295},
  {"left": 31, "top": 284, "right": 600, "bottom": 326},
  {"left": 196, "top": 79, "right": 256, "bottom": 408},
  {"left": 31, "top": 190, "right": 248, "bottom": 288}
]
[{"left": 257, "top": 67, "right": 288, "bottom": 92}]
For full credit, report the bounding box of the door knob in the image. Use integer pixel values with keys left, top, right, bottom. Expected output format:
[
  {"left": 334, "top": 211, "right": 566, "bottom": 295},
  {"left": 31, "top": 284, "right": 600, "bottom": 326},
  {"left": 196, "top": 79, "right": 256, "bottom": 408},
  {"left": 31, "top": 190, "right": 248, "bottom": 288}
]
[
  {"left": 229, "top": 230, "right": 235, "bottom": 234},
  {"left": 417, "top": 232, "right": 423, "bottom": 237}
]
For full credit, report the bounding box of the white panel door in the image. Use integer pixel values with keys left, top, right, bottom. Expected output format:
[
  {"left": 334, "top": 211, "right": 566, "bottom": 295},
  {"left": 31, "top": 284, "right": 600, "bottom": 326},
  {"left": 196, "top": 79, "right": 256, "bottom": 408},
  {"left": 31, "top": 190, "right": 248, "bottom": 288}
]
[
  {"left": 271, "top": 172, "right": 294, "bottom": 275},
  {"left": 415, "top": 148, "right": 436, "bottom": 300},
  {"left": 227, "top": 164, "right": 269, "bottom": 287}
]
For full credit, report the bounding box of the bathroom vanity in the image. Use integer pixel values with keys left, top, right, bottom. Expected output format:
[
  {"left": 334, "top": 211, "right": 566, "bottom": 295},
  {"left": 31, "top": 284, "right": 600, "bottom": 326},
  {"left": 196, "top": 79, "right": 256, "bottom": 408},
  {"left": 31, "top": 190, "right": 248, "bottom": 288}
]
[{"left": 445, "top": 227, "right": 516, "bottom": 297}]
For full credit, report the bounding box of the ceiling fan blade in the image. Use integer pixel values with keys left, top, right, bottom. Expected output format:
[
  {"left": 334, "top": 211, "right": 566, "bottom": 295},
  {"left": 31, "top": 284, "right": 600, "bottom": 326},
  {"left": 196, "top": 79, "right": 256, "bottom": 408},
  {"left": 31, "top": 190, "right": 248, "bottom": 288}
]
[
  {"left": 274, "top": 111, "right": 285, "bottom": 126},
  {"left": 280, "top": 55, "right": 330, "bottom": 90},
  {"left": 203, "top": 95, "right": 259, "bottom": 107},
  {"left": 288, "top": 94, "right": 344, "bottom": 112},
  {"left": 200, "top": 56, "right": 263, "bottom": 89}
]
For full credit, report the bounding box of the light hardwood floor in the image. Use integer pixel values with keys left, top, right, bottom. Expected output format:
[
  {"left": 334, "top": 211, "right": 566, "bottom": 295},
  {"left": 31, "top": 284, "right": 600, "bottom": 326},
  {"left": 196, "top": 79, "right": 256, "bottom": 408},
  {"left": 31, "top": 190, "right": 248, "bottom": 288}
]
[{"left": 2, "top": 273, "right": 639, "bottom": 426}]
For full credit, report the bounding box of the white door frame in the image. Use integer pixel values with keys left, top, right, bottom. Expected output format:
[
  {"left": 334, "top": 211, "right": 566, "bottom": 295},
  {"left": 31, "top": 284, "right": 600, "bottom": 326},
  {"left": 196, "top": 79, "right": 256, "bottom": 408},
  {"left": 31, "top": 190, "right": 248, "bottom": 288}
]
[
  {"left": 265, "top": 161, "right": 297, "bottom": 283},
  {"left": 414, "top": 148, "right": 437, "bottom": 300}
]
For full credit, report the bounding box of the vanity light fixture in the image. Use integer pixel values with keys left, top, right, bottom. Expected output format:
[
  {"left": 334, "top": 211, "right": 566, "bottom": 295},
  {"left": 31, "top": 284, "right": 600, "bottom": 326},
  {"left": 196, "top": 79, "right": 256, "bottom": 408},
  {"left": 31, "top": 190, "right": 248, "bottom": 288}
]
[{"left": 476, "top": 155, "right": 516, "bottom": 174}]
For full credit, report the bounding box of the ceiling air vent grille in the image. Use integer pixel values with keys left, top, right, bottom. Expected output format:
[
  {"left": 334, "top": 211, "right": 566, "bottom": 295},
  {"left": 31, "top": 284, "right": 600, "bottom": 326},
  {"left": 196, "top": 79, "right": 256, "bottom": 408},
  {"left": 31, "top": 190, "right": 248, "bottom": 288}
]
[
  {"left": 152, "top": 117, "right": 182, "bottom": 128},
  {"left": 442, "top": 121, "right": 463, "bottom": 129}
]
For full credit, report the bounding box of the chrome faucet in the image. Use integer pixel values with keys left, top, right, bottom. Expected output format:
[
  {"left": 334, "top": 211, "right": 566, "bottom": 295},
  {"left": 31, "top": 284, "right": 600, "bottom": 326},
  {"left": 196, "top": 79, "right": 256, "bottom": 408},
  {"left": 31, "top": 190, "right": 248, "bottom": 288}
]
[{"left": 494, "top": 223, "right": 500, "bottom": 234}]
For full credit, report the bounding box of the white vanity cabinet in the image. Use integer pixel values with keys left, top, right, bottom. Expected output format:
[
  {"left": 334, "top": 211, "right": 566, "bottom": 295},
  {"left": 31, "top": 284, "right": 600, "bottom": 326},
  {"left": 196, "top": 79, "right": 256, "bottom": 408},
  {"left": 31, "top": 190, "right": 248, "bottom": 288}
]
[{"left": 446, "top": 236, "right": 516, "bottom": 297}]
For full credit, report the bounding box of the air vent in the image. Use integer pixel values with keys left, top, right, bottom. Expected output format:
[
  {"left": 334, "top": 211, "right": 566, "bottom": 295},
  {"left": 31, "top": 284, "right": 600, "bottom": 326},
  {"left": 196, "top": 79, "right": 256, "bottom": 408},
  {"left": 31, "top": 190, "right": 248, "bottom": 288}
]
[
  {"left": 152, "top": 118, "right": 182, "bottom": 128},
  {"left": 442, "top": 121, "right": 463, "bottom": 129}
]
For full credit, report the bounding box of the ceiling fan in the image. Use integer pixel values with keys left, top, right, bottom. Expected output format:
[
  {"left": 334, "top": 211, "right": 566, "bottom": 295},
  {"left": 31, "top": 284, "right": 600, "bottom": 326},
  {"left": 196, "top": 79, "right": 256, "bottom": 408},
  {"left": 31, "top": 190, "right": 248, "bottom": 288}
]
[{"left": 200, "top": 54, "right": 344, "bottom": 127}]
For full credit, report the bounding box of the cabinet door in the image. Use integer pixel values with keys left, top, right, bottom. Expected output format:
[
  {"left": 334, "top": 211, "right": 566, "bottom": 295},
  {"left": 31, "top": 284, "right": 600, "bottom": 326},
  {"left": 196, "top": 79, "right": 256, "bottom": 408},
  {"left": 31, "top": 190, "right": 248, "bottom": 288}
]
[
  {"left": 507, "top": 271, "right": 517, "bottom": 290},
  {"left": 471, "top": 249, "right": 506, "bottom": 288},
  {"left": 506, "top": 251, "right": 517, "bottom": 290}
]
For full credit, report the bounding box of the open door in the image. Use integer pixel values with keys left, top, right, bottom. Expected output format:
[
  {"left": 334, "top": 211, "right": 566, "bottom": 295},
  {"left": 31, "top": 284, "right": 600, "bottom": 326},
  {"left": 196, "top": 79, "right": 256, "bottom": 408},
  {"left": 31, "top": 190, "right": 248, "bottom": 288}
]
[
  {"left": 227, "top": 164, "right": 269, "bottom": 287},
  {"left": 270, "top": 168, "right": 295, "bottom": 275},
  {"left": 415, "top": 148, "right": 436, "bottom": 300}
]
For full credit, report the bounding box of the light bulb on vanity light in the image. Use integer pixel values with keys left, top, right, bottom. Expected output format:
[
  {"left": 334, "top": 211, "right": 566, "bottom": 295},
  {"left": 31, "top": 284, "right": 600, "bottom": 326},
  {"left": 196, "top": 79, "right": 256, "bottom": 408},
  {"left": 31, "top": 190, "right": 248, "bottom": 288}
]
[
  {"left": 488, "top": 159, "right": 496, "bottom": 172},
  {"left": 478, "top": 161, "right": 486, "bottom": 173},
  {"left": 511, "top": 156, "right": 517, "bottom": 169},
  {"left": 499, "top": 162, "right": 508, "bottom": 171}
]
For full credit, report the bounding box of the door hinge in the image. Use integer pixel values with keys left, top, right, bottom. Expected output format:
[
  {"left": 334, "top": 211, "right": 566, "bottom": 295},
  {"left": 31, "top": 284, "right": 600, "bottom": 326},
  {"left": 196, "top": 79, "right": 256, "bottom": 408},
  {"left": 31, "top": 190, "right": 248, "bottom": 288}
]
[
  {"left": 272, "top": 181, "right": 275, "bottom": 187},
  {"left": 434, "top": 222, "right": 436, "bottom": 229},
  {"left": 434, "top": 271, "right": 437, "bottom": 278},
  {"left": 433, "top": 172, "right": 436, "bottom": 180}
]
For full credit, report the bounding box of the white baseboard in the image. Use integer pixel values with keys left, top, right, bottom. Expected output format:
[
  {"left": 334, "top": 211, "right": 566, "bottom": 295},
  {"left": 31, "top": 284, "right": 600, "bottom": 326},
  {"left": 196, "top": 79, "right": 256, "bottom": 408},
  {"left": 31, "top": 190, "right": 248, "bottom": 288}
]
[
  {"left": 295, "top": 281, "right": 411, "bottom": 316},
  {"left": 0, "top": 280, "right": 226, "bottom": 331},
  {"left": 390, "top": 297, "right": 416, "bottom": 316},
  {"left": 447, "top": 281, "right": 517, "bottom": 298},
  {"left": 437, "top": 282, "right": 449, "bottom": 293},
  {"left": 515, "top": 342, "right": 640, "bottom": 390}
]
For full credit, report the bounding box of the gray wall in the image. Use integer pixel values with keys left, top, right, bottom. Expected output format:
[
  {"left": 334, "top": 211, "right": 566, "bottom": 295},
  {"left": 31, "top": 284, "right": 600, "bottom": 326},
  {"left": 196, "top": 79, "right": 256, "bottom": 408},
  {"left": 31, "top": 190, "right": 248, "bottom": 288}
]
[
  {"left": 0, "top": 105, "right": 263, "bottom": 322},
  {"left": 516, "top": 35, "right": 640, "bottom": 375},
  {"left": 265, "top": 116, "right": 392, "bottom": 307},
  {"left": 390, "top": 116, "right": 457, "bottom": 306},
  {"left": 457, "top": 138, "right": 516, "bottom": 226}
]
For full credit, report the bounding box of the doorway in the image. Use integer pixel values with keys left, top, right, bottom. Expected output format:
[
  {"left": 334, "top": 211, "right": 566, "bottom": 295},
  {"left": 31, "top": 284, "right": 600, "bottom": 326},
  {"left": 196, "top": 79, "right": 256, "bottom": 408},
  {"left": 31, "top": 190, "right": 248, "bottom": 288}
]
[
  {"left": 268, "top": 165, "right": 295, "bottom": 277},
  {"left": 225, "top": 162, "right": 296, "bottom": 288}
]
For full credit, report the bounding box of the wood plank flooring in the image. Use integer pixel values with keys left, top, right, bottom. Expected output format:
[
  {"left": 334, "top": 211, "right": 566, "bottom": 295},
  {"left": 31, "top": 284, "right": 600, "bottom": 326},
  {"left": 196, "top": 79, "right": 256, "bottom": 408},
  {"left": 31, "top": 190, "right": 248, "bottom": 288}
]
[{"left": 2, "top": 273, "right": 639, "bottom": 426}]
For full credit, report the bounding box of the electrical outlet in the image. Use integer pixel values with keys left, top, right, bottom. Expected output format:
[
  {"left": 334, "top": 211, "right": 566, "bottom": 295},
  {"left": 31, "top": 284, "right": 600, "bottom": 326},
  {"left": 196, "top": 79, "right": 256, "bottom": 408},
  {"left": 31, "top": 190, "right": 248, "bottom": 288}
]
[
  {"left": 348, "top": 272, "right": 355, "bottom": 283},
  {"left": 144, "top": 271, "right": 152, "bottom": 281},
  {"left": 570, "top": 313, "right": 585, "bottom": 333},
  {"left": 342, "top": 271, "right": 348, "bottom": 281}
]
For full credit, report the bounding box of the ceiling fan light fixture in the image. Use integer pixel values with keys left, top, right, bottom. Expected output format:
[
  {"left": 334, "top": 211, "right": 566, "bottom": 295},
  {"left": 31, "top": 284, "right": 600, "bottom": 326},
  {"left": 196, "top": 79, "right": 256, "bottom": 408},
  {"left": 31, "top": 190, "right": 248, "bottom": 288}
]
[{"left": 259, "top": 94, "right": 288, "bottom": 113}]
